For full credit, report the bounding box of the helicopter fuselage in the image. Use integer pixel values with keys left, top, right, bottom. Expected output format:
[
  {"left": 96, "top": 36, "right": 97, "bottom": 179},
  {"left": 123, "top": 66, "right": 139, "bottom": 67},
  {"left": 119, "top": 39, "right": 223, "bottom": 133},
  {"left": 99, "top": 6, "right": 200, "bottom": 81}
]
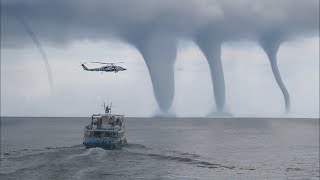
[{"left": 82, "top": 64, "right": 126, "bottom": 73}]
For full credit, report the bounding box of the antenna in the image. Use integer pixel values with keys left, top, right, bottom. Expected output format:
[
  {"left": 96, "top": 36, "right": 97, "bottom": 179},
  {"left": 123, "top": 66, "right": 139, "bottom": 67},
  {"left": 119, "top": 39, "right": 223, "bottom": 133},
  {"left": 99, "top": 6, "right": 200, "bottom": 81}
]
[
  {"left": 110, "top": 102, "right": 113, "bottom": 114},
  {"left": 102, "top": 101, "right": 114, "bottom": 114},
  {"left": 102, "top": 102, "right": 108, "bottom": 114}
]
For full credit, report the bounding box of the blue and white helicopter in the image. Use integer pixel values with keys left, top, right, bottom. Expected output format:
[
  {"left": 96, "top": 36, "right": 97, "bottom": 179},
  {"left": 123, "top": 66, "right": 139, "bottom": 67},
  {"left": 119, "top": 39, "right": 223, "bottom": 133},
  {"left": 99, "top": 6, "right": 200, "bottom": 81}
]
[{"left": 81, "top": 61, "right": 127, "bottom": 73}]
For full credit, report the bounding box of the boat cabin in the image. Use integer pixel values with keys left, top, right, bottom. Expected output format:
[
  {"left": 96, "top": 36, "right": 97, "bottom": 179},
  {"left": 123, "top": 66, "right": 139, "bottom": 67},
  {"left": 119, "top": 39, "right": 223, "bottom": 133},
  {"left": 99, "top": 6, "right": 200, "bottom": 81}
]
[{"left": 87, "top": 114, "right": 124, "bottom": 130}]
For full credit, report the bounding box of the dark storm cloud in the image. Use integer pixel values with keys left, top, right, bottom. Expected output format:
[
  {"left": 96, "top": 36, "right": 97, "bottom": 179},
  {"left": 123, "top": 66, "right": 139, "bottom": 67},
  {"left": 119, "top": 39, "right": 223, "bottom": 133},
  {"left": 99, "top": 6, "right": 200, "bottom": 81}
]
[
  {"left": 1, "top": 0, "right": 319, "bottom": 114},
  {"left": 1, "top": 0, "right": 220, "bottom": 46},
  {"left": 1, "top": 0, "right": 318, "bottom": 45}
]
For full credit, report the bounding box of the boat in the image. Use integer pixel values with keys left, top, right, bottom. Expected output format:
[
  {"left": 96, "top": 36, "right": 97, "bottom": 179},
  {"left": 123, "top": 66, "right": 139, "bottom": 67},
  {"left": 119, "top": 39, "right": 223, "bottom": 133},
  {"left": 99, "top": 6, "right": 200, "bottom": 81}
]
[{"left": 83, "top": 103, "right": 127, "bottom": 149}]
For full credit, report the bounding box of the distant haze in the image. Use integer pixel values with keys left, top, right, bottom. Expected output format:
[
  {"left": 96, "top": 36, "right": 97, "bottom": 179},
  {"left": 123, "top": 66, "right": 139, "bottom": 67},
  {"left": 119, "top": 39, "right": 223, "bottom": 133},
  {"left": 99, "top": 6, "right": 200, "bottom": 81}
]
[{"left": 1, "top": 0, "right": 319, "bottom": 117}]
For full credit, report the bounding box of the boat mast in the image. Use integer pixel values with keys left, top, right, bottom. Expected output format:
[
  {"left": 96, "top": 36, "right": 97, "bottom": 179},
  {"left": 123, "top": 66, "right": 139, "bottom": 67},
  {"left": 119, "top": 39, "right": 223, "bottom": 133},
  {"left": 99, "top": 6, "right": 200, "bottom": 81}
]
[{"left": 104, "top": 102, "right": 113, "bottom": 114}]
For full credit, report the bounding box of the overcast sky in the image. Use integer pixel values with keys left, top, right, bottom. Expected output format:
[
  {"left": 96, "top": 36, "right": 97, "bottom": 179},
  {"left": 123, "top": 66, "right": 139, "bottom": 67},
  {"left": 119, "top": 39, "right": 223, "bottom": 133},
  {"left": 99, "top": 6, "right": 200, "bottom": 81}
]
[{"left": 1, "top": 0, "right": 319, "bottom": 117}]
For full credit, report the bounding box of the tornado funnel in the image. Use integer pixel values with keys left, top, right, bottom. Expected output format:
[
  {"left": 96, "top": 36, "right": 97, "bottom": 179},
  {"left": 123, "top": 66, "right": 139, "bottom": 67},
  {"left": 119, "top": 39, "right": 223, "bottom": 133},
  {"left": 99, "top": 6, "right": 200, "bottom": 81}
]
[
  {"left": 18, "top": 18, "right": 54, "bottom": 91},
  {"left": 260, "top": 38, "right": 291, "bottom": 113},
  {"left": 129, "top": 32, "right": 177, "bottom": 114},
  {"left": 195, "top": 38, "right": 227, "bottom": 113}
]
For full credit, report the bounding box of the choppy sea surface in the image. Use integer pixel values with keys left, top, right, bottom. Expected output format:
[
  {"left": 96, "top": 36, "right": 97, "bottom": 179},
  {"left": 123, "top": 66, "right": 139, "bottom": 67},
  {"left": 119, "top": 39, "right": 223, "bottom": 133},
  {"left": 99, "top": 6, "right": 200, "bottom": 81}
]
[{"left": 0, "top": 117, "right": 319, "bottom": 179}]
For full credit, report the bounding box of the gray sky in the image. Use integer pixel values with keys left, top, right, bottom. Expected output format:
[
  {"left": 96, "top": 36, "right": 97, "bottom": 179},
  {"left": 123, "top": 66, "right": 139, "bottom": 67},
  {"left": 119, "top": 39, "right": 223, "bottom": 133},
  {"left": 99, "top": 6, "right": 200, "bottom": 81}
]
[{"left": 1, "top": 0, "right": 319, "bottom": 117}]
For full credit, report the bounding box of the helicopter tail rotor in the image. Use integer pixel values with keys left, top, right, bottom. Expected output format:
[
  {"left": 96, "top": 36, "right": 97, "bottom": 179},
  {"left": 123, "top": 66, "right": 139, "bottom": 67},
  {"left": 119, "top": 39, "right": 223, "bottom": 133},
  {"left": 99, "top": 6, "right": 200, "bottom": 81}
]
[{"left": 80, "top": 62, "right": 89, "bottom": 70}]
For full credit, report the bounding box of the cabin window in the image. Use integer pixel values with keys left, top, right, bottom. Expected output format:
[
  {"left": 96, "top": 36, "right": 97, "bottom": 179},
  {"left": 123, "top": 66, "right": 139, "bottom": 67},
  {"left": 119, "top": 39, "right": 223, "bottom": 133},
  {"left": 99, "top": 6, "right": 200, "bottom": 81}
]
[
  {"left": 85, "top": 132, "right": 92, "bottom": 137},
  {"left": 93, "top": 131, "right": 101, "bottom": 137},
  {"left": 114, "top": 132, "right": 117, "bottom": 138}
]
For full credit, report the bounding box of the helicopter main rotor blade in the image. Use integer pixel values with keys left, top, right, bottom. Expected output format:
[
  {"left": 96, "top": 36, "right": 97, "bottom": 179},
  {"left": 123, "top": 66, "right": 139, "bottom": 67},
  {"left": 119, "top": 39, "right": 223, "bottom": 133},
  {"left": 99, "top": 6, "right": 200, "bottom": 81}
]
[
  {"left": 90, "top": 61, "right": 123, "bottom": 64},
  {"left": 90, "top": 62, "right": 110, "bottom": 64}
]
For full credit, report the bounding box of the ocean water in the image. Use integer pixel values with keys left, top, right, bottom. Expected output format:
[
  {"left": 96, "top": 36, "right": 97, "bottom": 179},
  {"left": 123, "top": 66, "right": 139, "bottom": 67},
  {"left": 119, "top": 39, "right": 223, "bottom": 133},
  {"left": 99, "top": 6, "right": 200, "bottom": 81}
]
[{"left": 0, "top": 117, "right": 319, "bottom": 179}]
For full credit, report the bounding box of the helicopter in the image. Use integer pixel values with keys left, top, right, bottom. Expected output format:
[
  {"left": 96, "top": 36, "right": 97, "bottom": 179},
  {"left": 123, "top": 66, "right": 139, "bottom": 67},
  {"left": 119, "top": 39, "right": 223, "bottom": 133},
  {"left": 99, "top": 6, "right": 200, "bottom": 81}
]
[{"left": 81, "top": 61, "right": 127, "bottom": 73}]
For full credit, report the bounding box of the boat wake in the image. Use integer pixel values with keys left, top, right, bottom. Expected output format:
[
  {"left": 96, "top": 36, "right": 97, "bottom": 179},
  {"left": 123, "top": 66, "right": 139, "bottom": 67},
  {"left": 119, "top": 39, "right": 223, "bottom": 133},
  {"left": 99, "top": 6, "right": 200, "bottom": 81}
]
[
  {"left": 1, "top": 143, "right": 254, "bottom": 179},
  {"left": 123, "top": 144, "right": 238, "bottom": 170},
  {"left": 3, "top": 142, "right": 316, "bottom": 179}
]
